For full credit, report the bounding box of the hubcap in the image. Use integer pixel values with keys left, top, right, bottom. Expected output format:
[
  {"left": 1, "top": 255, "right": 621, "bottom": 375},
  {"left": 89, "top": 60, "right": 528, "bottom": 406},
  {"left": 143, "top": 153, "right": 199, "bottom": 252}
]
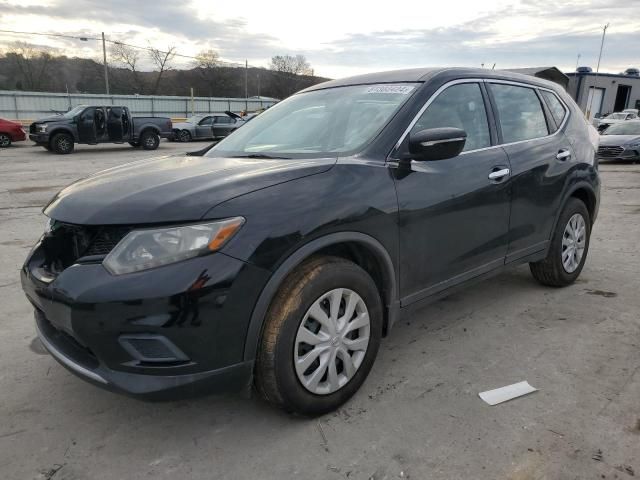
[
  {"left": 0, "top": 134, "right": 9, "bottom": 147},
  {"left": 146, "top": 136, "right": 155, "bottom": 147},
  {"left": 294, "top": 288, "right": 370, "bottom": 395},
  {"left": 562, "top": 213, "right": 586, "bottom": 273},
  {"left": 58, "top": 138, "right": 70, "bottom": 151},
  {"left": 180, "top": 131, "right": 190, "bottom": 142}
]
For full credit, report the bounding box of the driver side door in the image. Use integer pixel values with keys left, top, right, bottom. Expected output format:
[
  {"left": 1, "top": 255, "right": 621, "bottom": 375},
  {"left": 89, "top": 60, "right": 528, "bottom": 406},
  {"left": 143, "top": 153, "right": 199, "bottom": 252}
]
[
  {"left": 77, "top": 107, "right": 97, "bottom": 144},
  {"left": 196, "top": 116, "right": 213, "bottom": 138},
  {"left": 391, "top": 81, "right": 512, "bottom": 305}
]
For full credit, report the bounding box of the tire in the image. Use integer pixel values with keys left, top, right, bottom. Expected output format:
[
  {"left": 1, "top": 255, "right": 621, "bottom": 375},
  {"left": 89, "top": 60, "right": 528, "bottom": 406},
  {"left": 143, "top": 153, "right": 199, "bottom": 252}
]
[
  {"left": 140, "top": 131, "right": 160, "bottom": 150},
  {"left": 51, "top": 133, "right": 74, "bottom": 154},
  {"left": 530, "top": 198, "right": 591, "bottom": 287},
  {"left": 255, "top": 256, "right": 383, "bottom": 416},
  {"left": 0, "top": 133, "right": 11, "bottom": 148},
  {"left": 178, "top": 130, "right": 192, "bottom": 143},
  {"left": 128, "top": 141, "right": 140, "bottom": 148}
]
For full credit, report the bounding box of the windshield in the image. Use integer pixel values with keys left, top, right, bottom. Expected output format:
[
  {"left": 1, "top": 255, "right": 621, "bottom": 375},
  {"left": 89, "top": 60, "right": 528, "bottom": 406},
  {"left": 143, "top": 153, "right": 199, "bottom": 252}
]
[
  {"left": 60, "top": 105, "right": 87, "bottom": 119},
  {"left": 608, "top": 113, "right": 627, "bottom": 120},
  {"left": 603, "top": 122, "right": 640, "bottom": 135},
  {"left": 207, "top": 83, "right": 418, "bottom": 158}
]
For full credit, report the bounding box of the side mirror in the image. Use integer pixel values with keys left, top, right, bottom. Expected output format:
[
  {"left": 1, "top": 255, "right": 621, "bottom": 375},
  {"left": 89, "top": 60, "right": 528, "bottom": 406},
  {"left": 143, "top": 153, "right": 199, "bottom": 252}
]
[{"left": 408, "top": 127, "right": 467, "bottom": 161}]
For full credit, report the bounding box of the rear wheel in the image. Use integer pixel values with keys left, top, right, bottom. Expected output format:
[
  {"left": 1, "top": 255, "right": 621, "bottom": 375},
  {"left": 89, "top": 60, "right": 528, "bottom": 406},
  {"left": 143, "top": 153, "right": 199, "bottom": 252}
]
[
  {"left": 0, "top": 133, "right": 11, "bottom": 148},
  {"left": 140, "top": 131, "right": 160, "bottom": 150},
  {"left": 51, "top": 133, "right": 74, "bottom": 154},
  {"left": 530, "top": 198, "right": 591, "bottom": 287},
  {"left": 178, "top": 130, "right": 192, "bottom": 142},
  {"left": 255, "top": 256, "right": 383, "bottom": 416}
]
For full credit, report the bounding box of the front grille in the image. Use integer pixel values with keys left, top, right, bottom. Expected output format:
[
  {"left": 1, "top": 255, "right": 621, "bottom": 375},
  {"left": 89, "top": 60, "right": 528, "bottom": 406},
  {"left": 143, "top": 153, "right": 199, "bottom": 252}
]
[
  {"left": 597, "top": 145, "right": 624, "bottom": 158},
  {"left": 41, "top": 222, "right": 131, "bottom": 274}
]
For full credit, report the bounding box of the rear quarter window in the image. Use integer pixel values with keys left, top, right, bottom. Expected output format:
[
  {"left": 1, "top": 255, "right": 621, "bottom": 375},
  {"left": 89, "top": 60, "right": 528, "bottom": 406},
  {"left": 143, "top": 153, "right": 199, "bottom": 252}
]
[{"left": 540, "top": 90, "right": 567, "bottom": 129}]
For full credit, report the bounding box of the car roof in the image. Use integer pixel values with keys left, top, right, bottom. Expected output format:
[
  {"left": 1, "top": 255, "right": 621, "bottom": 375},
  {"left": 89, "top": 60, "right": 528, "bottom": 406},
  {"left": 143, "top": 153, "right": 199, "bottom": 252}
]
[{"left": 300, "top": 67, "right": 562, "bottom": 93}]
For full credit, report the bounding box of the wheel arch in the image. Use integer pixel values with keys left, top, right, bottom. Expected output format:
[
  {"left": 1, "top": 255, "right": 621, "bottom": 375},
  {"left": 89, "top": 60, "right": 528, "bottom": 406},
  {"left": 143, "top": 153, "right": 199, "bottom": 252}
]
[
  {"left": 242, "top": 232, "right": 399, "bottom": 362},
  {"left": 48, "top": 127, "right": 76, "bottom": 143}
]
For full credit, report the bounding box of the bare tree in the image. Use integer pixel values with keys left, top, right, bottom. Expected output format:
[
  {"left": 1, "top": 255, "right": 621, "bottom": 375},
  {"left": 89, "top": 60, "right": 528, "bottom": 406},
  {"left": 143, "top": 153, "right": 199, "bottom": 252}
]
[
  {"left": 110, "top": 42, "right": 144, "bottom": 93},
  {"left": 7, "top": 42, "right": 53, "bottom": 91},
  {"left": 269, "top": 54, "right": 313, "bottom": 98},
  {"left": 269, "top": 55, "right": 312, "bottom": 76},
  {"left": 193, "top": 49, "right": 224, "bottom": 97},
  {"left": 149, "top": 45, "right": 177, "bottom": 95}
]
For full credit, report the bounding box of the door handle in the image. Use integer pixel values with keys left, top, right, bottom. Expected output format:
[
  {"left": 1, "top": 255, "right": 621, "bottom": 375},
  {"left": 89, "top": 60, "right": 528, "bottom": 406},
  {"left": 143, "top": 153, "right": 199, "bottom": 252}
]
[
  {"left": 556, "top": 149, "right": 571, "bottom": 161},
  {"left": 488, "top": 168, "right": 510, "bottom": 181}
]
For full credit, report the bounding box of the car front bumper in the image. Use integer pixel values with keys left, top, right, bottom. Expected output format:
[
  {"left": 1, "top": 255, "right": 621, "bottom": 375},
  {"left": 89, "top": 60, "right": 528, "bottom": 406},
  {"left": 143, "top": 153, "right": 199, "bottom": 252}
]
[
  {"left": 29, "top": 133, "right": 49, "bottom": 144},
  {"left": 21, "top": 244, "right": 271, "bottom": 400},
  {"left": 597, "top": 146, "right": 640, "bottom": 161}
]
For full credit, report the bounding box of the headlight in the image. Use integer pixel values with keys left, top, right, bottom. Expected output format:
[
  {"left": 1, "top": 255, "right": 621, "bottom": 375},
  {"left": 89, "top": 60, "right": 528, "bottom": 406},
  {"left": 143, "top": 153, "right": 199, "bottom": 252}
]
[
  {"left": 103, "top": 217, "right": 245, "bottom": 275},
  {"left": 628, "top": 142, "right": 640, "bottom": 149},
  {"left": 36, "top": 124, "right": 48, "bottom": 133}
]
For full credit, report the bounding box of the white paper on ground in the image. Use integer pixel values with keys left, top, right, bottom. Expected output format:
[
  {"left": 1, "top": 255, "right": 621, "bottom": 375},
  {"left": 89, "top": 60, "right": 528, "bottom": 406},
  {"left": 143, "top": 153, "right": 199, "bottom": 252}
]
[{"left": 479, "top": 381, "right": 537, "bottom": 405}]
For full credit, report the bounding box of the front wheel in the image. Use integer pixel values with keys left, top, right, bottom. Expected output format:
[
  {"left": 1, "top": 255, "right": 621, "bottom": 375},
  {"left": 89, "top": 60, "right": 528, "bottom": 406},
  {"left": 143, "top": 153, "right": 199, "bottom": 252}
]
[
  {"left": 255, "top": 256, "right": 383, "bottom": 416},
  {"left": 51, "top": 133, "right": 74, "bottom": 154},
  {"left": 140, "top": 131, "right": 160, "bottom": 150},
  {"left": 530, "top": 198, "right": 591, "bottom": 287},
  {"left": 177, "top": 130, "right": 192, "bottom": 142},
  {"left": 0, "top": 133, "right": 11, "bottom": 148}
]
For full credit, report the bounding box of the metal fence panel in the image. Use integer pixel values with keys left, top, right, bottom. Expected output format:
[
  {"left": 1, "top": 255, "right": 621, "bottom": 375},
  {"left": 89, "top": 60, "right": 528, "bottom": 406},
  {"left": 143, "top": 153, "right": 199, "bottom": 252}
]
[{"left": 0, "top": 90, "right": 277, "bottom": 121}]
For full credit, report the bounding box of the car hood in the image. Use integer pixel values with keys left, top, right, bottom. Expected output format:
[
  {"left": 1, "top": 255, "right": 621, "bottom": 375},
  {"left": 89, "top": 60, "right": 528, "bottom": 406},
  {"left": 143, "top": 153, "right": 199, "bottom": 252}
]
[
  {"left": 599, "top": 134, "right": 640, "bottom": 146},
  {"left": 33, "top": 115, "right": 66, "bottom": 124},
  {"left": 45, "top": 155, "right": 337, "bottom": 225},
  {"left": 172, "top": 122, "right": 195, "bottom": 129}
]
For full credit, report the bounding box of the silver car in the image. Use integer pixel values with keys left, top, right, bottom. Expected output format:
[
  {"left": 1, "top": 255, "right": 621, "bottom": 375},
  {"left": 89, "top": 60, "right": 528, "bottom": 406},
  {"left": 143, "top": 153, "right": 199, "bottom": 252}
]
[
  {"left": 172, "top": 112, "right": 245, "bottom": 142},
  {"left": 597, "top": 120, "right": 640, "bottom": 162}
]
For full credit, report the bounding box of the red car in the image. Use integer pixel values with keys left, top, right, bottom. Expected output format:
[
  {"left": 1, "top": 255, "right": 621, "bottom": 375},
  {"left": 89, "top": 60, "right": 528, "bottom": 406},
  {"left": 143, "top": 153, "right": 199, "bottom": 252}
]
[{"left": 0, "top": 118, "right": 26, "bottom": 148}]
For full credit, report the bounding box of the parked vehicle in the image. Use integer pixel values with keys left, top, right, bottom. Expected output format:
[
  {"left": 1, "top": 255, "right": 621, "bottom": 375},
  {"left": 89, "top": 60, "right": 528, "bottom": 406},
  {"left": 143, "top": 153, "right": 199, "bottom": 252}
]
[
  {"left": 22, "top": 68, "right": 600, "bottom": 415},
  {"left": 171, "top": 111, "right": 246, "bottom": 142},
  {"left": 597, "top": 120, "right": 640, "bottom": 162},
  {"left": 0, "top": 118, "right": 26, "bottom": 147},
  {"left": 596, "top": 111, "right": 638, "bottom": 132},
  {"left": 29, "top": 105, "right": 173, "bottom": 154}
]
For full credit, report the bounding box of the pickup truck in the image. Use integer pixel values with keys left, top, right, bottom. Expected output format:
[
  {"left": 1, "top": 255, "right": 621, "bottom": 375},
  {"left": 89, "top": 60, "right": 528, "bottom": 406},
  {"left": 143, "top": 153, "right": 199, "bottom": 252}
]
[{"left": 29, "top": 105, "right": 173, "bottom": 154}]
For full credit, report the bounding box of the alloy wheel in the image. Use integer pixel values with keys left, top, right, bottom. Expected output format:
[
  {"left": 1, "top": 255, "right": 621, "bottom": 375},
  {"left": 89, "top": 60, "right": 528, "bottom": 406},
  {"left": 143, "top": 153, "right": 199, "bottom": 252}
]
[
  {"left": 0, "top": 134, "right": 10, "bottom": 147},
  {"left": 562, "top": 213, "right": 586, "bottom": 273},
  {"left": 294, "top": 288, "right": 370, "bottom": 395}
]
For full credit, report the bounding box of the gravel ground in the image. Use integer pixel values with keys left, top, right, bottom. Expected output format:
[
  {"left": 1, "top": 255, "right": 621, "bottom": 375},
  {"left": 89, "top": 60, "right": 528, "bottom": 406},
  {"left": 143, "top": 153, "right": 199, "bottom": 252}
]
[{"left": 0, "top": 141, "right": 638, "bottom": 480}]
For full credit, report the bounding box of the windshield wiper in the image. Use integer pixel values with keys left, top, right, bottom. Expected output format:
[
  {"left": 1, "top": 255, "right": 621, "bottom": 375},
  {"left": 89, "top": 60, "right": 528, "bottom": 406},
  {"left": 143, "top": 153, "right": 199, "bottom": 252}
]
[{"left": 232, "top": 153, "right": 291, "bottom": 159}]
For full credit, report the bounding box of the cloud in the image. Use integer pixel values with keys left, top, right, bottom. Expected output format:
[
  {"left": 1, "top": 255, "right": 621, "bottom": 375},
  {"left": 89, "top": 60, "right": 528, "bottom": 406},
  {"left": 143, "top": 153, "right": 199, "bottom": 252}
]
[{"left": 1, "top": 0, "right": 638, "bottom": 77}]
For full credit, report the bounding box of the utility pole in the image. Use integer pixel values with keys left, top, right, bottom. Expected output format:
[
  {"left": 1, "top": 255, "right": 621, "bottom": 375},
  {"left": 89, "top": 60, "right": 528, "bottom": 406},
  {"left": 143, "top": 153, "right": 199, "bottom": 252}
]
[
  {"left": 586, "top": 23, "right": 609, "bottom": 120},
  {"left": 257, "top": 73, "right": 261, "bottom": 97},
  {"left": 102, "top": 32, "right": 110, "bottom": 95},
  {"left": 245, "top": 59, "right": 248, "bottom": 99},
  {"left": 575, "top": 53, "right": 581, "bottom": 71}
]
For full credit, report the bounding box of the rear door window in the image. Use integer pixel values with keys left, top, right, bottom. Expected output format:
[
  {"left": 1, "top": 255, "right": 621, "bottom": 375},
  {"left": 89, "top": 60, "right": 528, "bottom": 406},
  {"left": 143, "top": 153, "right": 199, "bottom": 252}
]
[
  {"left": 489, "top": 84, "right": 549, "bottom": 143},
  {"left": 410, "top": 83, "right": 491, "bottom": 151}
]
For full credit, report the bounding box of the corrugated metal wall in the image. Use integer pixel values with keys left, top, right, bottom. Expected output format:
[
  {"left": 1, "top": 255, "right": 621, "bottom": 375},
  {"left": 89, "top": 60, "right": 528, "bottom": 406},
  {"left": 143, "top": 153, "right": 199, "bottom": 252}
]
[{"left": 0, "top": 91, "right": 277, "bottom": 121}]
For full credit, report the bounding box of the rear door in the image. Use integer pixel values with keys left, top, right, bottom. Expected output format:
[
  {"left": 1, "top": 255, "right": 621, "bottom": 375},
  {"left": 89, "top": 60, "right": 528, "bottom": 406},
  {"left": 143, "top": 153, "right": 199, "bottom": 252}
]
[
  {"left": 487, "top": 82, "right": 572, "bottom": 262},
  {"left": 107, "top": 107, "right": 124, "bottom": 141},
  {"left": 391, "top": 81, "right": 512, "bottom": 304},
  {"left": 212, "top": 115, "right": 236, "bottom": 137}
]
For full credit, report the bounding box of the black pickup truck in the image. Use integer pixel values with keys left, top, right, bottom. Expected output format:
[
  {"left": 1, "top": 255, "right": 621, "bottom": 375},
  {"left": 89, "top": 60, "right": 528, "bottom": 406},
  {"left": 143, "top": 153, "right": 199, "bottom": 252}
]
[{"left": 29, "top": 105, "right": 173, "bottom": 154}]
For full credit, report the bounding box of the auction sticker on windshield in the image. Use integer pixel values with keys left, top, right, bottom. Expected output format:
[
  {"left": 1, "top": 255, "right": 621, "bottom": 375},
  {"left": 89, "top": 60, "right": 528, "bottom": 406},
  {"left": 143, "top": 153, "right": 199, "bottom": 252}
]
[{"left": 365, "top": 85, "right": 415, "bottom": 95}]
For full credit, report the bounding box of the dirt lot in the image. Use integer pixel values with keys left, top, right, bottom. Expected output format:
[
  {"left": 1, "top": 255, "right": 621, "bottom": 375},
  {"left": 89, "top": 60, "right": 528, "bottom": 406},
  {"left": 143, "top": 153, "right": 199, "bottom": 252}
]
[{"left": 0, "top": 141, "right": 638, "bottom": 480}]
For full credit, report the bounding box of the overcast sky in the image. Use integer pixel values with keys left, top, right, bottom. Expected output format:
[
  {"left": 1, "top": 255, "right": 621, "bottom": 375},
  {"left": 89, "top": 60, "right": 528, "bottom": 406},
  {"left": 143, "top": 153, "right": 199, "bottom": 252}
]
[{"left": 0, "top": 0, "right": 638, "bottom": 78}]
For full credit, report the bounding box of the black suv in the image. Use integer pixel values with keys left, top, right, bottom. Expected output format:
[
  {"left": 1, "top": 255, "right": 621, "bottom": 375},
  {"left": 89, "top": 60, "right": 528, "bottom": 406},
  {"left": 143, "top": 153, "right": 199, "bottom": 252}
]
[{"left": 21, "top": 68, "right": 600, "bottom": 415}]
